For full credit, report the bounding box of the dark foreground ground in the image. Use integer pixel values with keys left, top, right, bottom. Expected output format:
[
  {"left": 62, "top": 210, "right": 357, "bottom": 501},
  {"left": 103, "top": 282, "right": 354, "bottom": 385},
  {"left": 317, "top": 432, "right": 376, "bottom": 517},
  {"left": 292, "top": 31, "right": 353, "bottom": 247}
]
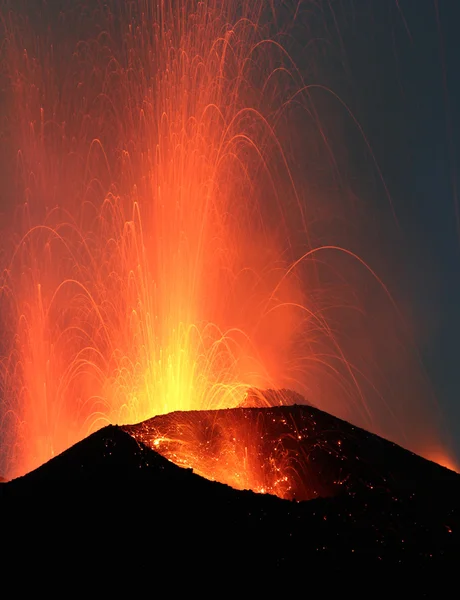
[{"left": 1, "top": 400, "right": 459, "bottom": 592}]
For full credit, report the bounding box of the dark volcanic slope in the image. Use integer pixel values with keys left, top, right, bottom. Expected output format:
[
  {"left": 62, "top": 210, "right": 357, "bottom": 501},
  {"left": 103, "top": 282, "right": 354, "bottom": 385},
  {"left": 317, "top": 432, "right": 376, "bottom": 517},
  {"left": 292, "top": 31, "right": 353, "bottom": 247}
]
[{"left": 1, "top": 402, "right": 459, "bottom": 586}]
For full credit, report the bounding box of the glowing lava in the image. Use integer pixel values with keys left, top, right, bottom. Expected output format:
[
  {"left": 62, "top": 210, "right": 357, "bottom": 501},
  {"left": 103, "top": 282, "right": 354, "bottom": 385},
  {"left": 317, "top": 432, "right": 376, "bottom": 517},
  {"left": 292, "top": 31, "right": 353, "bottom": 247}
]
[
  {"left": 0, "top": 0, "right": 455, "bottom": 483},
  {"left": 124, "top": 397, "right": 343, "bottom": 502}
]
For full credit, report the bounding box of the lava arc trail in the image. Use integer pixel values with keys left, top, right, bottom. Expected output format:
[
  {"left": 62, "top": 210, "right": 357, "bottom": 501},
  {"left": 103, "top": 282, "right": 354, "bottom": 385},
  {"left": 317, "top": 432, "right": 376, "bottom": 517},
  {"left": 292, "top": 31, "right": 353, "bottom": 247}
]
[{"left": 0, "top": 0, "right": 453, "bottom": 481}]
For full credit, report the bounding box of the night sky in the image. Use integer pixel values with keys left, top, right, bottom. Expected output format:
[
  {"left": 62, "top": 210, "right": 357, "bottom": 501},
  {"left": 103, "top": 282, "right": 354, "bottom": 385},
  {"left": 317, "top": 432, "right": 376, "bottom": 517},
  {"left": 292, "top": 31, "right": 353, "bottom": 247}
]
[{"left": 332, "top": 1, "right": 460, "bottom": 459}]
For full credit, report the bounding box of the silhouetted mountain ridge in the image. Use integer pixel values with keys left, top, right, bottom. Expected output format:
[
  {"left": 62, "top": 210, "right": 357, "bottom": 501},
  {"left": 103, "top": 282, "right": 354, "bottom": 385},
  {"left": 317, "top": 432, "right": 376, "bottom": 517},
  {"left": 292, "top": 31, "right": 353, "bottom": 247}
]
[{"left": 0, "top": 396, "right": 458, "bottom": 587}]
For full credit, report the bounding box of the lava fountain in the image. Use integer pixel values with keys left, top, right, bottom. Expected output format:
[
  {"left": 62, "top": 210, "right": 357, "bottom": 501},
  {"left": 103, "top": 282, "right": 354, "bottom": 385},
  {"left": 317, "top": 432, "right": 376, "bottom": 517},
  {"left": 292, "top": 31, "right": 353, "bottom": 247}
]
[{"left": 0, "top": 0, "right": 453, "bottom": 483}]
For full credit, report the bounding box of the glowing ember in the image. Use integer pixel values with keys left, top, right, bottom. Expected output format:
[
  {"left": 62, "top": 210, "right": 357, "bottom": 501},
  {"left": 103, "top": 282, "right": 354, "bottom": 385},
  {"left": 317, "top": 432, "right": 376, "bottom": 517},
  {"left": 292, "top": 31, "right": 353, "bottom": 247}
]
[
  {"left": 0, "top": 1, "right": 455, "bottom": 483},
  {"left": 124, "top": 400, "right": 346, "bottom": 501},
  {"left": 124, "top": 397, "right": 459, "bottom": 501}
]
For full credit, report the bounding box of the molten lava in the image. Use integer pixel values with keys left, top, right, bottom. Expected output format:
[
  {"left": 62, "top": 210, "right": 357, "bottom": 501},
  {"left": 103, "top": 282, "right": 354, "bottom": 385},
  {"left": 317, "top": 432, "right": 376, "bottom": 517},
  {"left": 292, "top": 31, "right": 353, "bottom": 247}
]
[
  {"left": 124, "top": 393, "right": 460, "bottom": 501},
  {"left": 126, "top": 406, "right": 339, "bottom": 501},
  {"left": 124, "top": 388, "right": 328, "bottom": 500},
  {"left": 0, "top": 0, "right": 455, "bottom": 482}
]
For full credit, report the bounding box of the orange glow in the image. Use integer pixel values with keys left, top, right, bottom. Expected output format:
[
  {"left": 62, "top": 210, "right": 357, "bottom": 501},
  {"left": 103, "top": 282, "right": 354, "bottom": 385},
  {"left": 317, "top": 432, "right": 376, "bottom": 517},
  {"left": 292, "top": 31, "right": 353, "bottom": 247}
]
[
  {"left": 0, "top": 1, "right": 454, "bottom": 484},
  {"left": 426, "top": 449, "right": 459, "bottom": 473},
  {"left": 130, "top": 411, "right": 299, "bottom": 500},
  {"left": 124, "top": 397, "right": 342, "bottom": 502}
]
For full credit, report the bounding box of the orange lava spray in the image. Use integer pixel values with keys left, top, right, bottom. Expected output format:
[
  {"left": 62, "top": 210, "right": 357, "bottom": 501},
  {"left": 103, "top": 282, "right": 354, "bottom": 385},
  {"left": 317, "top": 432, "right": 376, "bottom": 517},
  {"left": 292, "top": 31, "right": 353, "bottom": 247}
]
[{"left": 0, "top": 0, "right": 454, "bottom": 483}]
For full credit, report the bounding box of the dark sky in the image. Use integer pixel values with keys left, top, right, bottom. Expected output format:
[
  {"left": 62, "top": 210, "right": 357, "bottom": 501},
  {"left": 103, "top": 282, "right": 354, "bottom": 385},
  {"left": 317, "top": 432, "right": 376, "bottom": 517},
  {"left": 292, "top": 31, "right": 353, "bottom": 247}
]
[{"left": 332, "top": 1, "right": 460, "bottom": 458}]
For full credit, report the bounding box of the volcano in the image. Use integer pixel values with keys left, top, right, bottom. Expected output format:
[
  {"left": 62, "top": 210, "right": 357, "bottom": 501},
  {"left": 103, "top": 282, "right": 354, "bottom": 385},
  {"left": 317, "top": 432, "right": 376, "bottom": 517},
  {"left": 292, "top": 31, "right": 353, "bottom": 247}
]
[{"left": 1, "top": 391, "right": 458, "bottom": 589}]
